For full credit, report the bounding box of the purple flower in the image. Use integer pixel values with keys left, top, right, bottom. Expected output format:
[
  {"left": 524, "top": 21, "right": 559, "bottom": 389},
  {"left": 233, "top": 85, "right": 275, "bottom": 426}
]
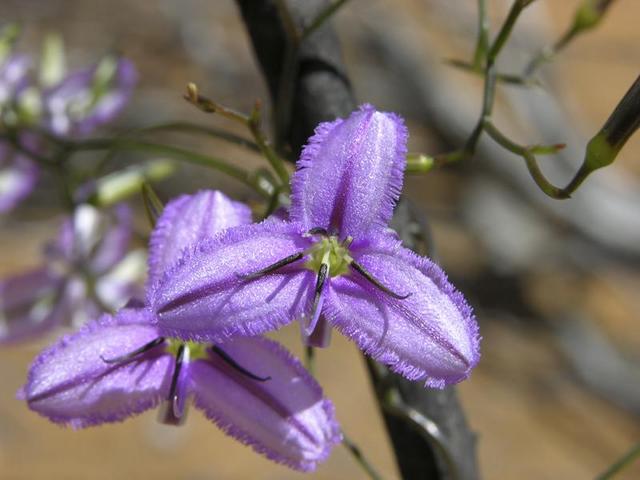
[
  {"left": 0, "top": 203, "right": 143, "bottom": 343},
  {"left": 44, "top": 57, "right": 137, "bottom": 136},
  {"left": 150, "top": 105, "right": 481, "bottom": 388},
  {"left": 0, "top": 53, "right": 31, "bottom": 106},
  {"left": 0, "top": 136, "right": 39, "bottom": 213},
  {"left": 21, "top": 190, "right": 341, "bottom": 471}
]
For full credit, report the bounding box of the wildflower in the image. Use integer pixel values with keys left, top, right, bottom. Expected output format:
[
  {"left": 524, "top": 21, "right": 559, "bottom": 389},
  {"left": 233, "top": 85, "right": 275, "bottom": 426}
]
[
  {"left": 0, "top": 203, "right": 144, "bottom": 342},
  {"left": 22, "top": 190, "right": 341, "bottom": 471},
  {"left": 0, "top": 136, "right": 38, "bottom": 213},
  {"left": 151, "top": 105, "right": 481, "bottom": 388},
  {"left": 43, "top": 57, "right": 137, "bottom": 136},
  {"left": 0, "top": 53, "right": 39, "bottom": 212},
  {"left": 0, "top": 51, "right": 136, "bottom": 213}
]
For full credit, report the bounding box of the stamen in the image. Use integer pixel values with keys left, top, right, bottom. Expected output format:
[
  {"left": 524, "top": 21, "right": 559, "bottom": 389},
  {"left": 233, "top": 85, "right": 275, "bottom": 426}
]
[
  {"left": 305, "top": 258, "right": 329, "bottom": 336},
  {"left": 350, "top": 261, "right": 411, "bottom": 300},
  {"left": 342, "top": 236, "right": 354, "bottom": 248},
  {"left": 313, "top": 263, "right": 329, "bottom": 309},
  {"left": 240, "top": 251, "right": 305, "bottom": 280},
  {"left": 169, "top": 344, "right": 187, "bottom": 419},
  {"left": 211, "top": 345, "right": 271, "bottom": 381},
  {"left": 100, "top": 337, "right": 166, "bottom": 364}
]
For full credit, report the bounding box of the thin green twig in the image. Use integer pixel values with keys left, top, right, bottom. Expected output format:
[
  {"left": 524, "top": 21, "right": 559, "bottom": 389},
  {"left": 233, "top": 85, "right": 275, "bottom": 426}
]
[
  {"left": 524, "top": 0, "right": 617, "bottom": 77},
  {"left": 136, "top": 121, "right": 259, "bottom": 153},
  {"left": 304, "top": 345, "right": 315, "bottom": 376},
  {"left": 341, "top": 430, "right": 385, "bottom": 480},
  {"left": 184, "top": 83, "right": 290, "bottom": 186},
  {"left": 472, "top": 0, "right": 489, "bottom": 69},
  {"left": 596, "top": 442, "right": 640, "bottom": 480}
]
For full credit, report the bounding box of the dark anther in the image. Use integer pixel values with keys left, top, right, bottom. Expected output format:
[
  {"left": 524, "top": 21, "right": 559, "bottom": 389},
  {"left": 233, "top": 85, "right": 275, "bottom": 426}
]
[
  {"left": 350, "top": 261, "right": 412, "bottom": 300},
  {"left": 169, "top": 344, "right": 186, "bottom": 419},
  {"left": 307, "top": 227, "right": 329, "bottom": 236},
  {"left": 211, "top": 345, "right": 271, "bottom": 381},
  {"left": 241, "top": 251, "right": 305, "bottom": 280},
  {"left": 100, "top": 337, "right": 166, "bottom": 364},
  {"left": 313, "top": 263, "right": 329, "bottom": 309}
]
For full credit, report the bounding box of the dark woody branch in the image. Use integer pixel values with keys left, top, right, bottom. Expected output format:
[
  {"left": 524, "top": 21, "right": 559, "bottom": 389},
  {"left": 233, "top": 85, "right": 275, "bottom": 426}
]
[{"left": 235, "top": 1, "right": 479, "bottom": 478}]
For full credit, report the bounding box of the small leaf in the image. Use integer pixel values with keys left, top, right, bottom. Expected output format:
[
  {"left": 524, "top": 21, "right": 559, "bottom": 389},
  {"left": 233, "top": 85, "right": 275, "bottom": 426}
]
[{"left": 39, "top": 33, "right": 65, "bottom": 87}]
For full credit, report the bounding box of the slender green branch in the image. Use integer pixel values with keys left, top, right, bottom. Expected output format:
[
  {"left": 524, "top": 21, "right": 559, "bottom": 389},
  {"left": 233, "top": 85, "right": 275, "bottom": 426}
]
[
  {"left": 136, "top": 121, "right": 259, "bottom": 153},
  {"left": 472, "top": 0, "right": 489, "bottom": 69},
  {"left": 488, "top": 0, "right": 536, "bottom": 62},
  {"left": 524, "top": 0, "right": 617, "bottom": 77},
  {"left": 445, "top": 59, "right": 539, "bottom": 86},
  {"left": 483, "top": 119, "right": 569, "bottom": 198},
  {"left": 341, "top": 430, "right": 385, "bottom": 480},
  {"left": 304, "top": 345, "right": 315, "bottom": 376},
  {"left": 301, "top": 0, "right": 350, "bottom": 41},
  {"left": 596, "top": 442, "right": 640, "bottom": 480},
  {"left": 185, "top": 83, "right": 290, "bottom": 186}
]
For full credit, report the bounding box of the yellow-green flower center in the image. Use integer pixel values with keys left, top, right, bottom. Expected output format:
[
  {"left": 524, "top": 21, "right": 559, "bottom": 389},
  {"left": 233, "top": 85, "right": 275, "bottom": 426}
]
[
  {"left": 305, "top": 236, "right": 352, "bottom": 277},
  {"left": 166, "top": 339, "right": 209, "bottom": 360}
]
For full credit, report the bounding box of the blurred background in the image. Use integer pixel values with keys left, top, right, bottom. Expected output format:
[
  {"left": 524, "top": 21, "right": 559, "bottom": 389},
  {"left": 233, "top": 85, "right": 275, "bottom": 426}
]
[{"left": 1, "top": 0, "right": 639, "bottom": 478}]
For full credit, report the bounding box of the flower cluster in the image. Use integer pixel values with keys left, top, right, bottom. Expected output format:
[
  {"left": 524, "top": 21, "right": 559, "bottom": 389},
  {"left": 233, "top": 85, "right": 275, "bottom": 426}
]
[
  {"left": 21, "top": 190, "right": 341, "bottom": 471},
  {"left": 1, "top": 203, "right": 144, "bottom": 343},
  {"left": 19, "top": 101, "right": 480, "bottom": 472},
  {"left": 0, "top": 36, "right": 136, "bottom": 213}
]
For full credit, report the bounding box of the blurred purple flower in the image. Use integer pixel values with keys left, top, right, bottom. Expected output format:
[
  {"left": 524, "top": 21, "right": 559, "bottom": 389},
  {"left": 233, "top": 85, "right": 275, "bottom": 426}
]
[
  {"left": 21, "top": 190, "right": 341, "bottom": 471},
  {"left": 0, "top": 53, "right": 31, "bottom": 106},
  {"left": 0, "top": 136, "right": 39, "bottom": 213},
  {"left": 150, "top": 105, "right": 481, "bottom": 388},
  {"left": 1, "top": 53, "right": 137, "bottom": 213},
  {"left": 0, "top": 203, "right": 144, "bottom": 343},
  {"left": 44, "top": 57, "right": 137, "bottom": 136}
]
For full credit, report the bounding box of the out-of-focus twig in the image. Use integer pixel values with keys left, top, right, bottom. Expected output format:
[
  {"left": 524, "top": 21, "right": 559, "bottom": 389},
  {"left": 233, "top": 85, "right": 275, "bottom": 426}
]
[
  {"left": 524, "top": 0, "right": 618, "bottom": 77},
  {"left": 596, "top": 442, "right": 640, "bottom": 480}
]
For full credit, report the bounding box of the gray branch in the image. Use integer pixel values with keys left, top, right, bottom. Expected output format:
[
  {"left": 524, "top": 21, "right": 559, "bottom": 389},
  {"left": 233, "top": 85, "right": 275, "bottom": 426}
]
[{"left": 235, "top": 1, "right": 480, "bottom": 478}]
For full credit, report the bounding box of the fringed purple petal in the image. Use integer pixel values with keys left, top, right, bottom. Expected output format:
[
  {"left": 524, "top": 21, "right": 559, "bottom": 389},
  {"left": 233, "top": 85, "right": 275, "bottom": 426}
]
[
  {"left": 148, "top": 190, "right": 252, "bottom": 286},
  {"left": 89, "top": 203, "right": 133, "bottom": 275},
  {"left": 151, "top": 220, "right": 315, "bottom": 343},
  {"left": 190, "top": 336, "right": 341, "bottom": 471},
  {"left": 0, "top": 139, "right": 39, "bottom": 213},
  {"left": 44, "top": 58, "right": 137, "bottom": 136},
  {"left": 22, "top": 308, "right": 172, "bottom": 428},
  {"left": 290, "top": 104, "right": 408, "bottom": 237},
  {"left": 324, "top": 233, "right": 480, "bottom": 388},
  {"left": 0, "top": 267, "right": 66, "bottom": 343},
  {"left": 153, "top": 221, "right": 315, "bottom": 343}
]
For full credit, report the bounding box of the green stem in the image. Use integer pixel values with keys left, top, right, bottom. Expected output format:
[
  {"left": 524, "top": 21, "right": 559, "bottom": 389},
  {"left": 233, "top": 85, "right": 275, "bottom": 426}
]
[
  {"left": 488, "top": 0, "right": 535, "bottom": 62},
  {"left": 137, "top": 121, "right": 259, "bottom": 153},
  {"left": 247, "top": 105, "right": 291, "bottom": 186},
  {"left": 304, "top": 345, "right": 315, "bottom": 376},
  {"left": 341, "top": 430, "right": 385, "bottom": 480},
  {"left": 185, "top": 84, "right": 290, "bottom": 186},
  {"left": 483, "top": 119, "right": 568, "bottom": 198},
  {"left": 301, "top": 0, "right": 350, "bottom": 41},
  {"left": 472, "top": 0, "right": 489, "bottom": 69},
  {"left": 65, "top": 136, "right": 272, "bottom": 198},
  {"left": 596, "top": 442, "right": 640, "bottom": 480}
]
